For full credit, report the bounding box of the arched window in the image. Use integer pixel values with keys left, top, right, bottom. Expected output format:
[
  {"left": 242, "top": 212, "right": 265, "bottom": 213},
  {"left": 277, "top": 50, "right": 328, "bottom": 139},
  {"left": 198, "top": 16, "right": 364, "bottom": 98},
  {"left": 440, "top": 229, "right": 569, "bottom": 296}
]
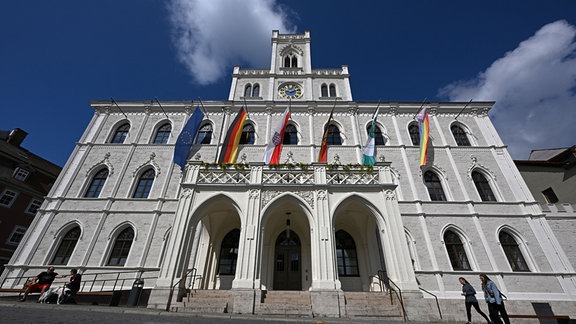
[
  {"left": 444, "top": 230, "right": 471, "bottom": 270},
  {"left": 284, "top": 56, "right": 291, "bottom": 68},
  {"left": 252, "top": 84, "right": 260, "bottom": 97},
  {"left": 326, "top": 124, "right": 342, "bottom": 145},
  {"left": 239, "top": 124, "right": 255, "bottom": 144},
  {"left": 195, "top": 124, "right": 213, "bottom": 144},
  {"left": 321, "top": 84, "right": 328, "bottom": 97},
  {"left": 291, "top": 56, "right": 298, "bottom": 68},
  {"left": 329, "top": 84, "right": 337, "bottom": 97},
  {"left": 409, "top": 123, "right": 420, "bottom": 145},
  {"left": 499, "top": 231, "right": 530, "bottom": 272},
  {"left": 153, "top": 123, "right": 171, "bottom": 144},
  {"left": 283, "top": 124, "right": 298, "bottom": 145},
  {"left": 110, "top": 123, "right": 130, "bottom": 144},
  {"left": 132, "top": 169, "right": 155, "bottom": 198},
  {"left": 424, "top": 171, "right": 446, "bottom": 201},
  {"left": 451, "top": 125, "right": 471, "bottom": 146},
  {"left": 84, "top": 169, "right": 108, "bottom": 198},
  {"left": 107, "top": 227, "right": 134, "bottom": 266},
  {"left": 335, "top": 230, "right": 359, "bottom": 276},
  {"left": 244, "top": 84, "right": 252, "bottom": 97},
  {"left": 472, "top": 171, "right": 496, "bottom": 201},
  {"left": 367, "top": 124, "right": 386, "bottom": 145},
  {"left": 218, "top": 229, "right": 240, "bottom": 275},
  {"left": 51, "top": 226, "right": 81, "bottom": 265}
]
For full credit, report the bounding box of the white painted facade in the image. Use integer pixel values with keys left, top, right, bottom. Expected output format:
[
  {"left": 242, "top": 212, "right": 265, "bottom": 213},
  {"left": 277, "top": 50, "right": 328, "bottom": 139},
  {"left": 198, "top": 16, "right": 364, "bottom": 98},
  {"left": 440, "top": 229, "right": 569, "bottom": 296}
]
[{"left": 3, "top": 30, "right": 576, "bottom": 320}]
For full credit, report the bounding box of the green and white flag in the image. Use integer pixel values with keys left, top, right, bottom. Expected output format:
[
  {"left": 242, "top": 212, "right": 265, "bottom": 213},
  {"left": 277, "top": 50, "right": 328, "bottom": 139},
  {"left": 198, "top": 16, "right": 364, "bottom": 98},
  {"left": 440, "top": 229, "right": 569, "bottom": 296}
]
[{"left": 362, "top": 107, "right": 379, "bottom": 165}]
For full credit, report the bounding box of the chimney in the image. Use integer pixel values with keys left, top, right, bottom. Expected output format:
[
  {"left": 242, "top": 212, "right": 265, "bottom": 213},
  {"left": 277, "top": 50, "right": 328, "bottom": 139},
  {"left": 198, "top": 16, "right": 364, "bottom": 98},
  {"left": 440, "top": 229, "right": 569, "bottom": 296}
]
[{"left": 7, "top": 128, "right": 28, "bottom": 147}]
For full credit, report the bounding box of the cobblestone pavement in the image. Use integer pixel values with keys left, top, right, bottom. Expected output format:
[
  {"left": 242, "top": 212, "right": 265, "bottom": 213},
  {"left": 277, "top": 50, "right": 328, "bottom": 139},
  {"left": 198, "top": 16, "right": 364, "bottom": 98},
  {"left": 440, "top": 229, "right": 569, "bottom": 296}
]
[{"left": 0, "top": 300, "right": 457, "bottom": 324}]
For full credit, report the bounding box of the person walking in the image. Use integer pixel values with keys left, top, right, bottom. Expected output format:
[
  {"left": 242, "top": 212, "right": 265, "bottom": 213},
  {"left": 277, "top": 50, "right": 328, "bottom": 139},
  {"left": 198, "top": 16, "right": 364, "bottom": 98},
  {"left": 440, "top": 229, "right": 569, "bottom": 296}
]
[
  {"left": 459, "top": 277, "right": 492, "bottom": 324},
  {"left": 480, "top": 274, "right": 510, "bottom": 324}
]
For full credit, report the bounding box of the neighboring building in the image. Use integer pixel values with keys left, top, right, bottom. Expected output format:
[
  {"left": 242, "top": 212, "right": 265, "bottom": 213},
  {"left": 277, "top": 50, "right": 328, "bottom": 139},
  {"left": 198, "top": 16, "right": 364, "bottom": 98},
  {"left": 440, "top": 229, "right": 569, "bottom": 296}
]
[
  {"left": 3, "top": 31, "right": 575, "bottom": 321},
  {"left": 0, "top": 128, "right": 61, "bottom": 273},
  {"left": 515, "top": 146, "right": 576, "bottom": 204}
]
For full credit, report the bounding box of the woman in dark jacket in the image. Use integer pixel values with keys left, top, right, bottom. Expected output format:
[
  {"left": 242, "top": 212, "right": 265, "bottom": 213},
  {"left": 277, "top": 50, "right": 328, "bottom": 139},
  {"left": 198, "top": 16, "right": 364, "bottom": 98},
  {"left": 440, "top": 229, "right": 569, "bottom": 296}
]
[{"left": 459, "top": 277, "right": 492, "bottom": 324}]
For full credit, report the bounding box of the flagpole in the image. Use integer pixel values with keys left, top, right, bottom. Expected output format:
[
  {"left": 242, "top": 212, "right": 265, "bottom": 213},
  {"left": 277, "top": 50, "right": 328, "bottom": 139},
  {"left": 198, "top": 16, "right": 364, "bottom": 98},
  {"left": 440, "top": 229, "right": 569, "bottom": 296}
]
[
  {"left": 215, "top": 106, "right": 228, "bottom": 163},
  {"left": 454, "top": 99, "right": 473, "bottom": 120},
  {"left": 110, "top": 97, "right": 128, "bottom": 119},
  {"left": 412, "top": 97, "right": 428, "bottom": 119},
  {"left": 242, "top": 97, "right": 251, "bottom": 120},
  {"left": 197, "top": 97, "right": 209, "bottom": 117},
  {"left": 154, "top": 97, "right": 170, "bottom": 119}
]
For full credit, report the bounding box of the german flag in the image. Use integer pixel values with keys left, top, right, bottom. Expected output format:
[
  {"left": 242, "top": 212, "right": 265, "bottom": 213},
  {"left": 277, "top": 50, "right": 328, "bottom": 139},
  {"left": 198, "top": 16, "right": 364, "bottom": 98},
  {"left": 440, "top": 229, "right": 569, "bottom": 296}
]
[{"left": 217, "top": 107, "right": 247, "bottom": 163}]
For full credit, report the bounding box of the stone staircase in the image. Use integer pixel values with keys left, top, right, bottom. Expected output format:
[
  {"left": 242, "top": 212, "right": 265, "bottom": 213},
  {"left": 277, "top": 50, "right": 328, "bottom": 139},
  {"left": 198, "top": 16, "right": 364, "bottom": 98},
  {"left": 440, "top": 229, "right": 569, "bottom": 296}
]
[
  {"left": 255, "top": 290, "right": 312, "bottom": 316},
  {"left": 169, "top": 289, "right": 230, "bottom": 314},
  {"left": 343, "top": 291, "right": 404, "bottom": 318}
]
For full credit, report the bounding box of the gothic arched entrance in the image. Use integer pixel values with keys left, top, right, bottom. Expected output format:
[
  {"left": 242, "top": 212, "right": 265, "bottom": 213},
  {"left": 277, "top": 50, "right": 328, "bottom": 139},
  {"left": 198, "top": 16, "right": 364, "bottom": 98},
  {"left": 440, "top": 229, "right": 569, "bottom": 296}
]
[{"left": 273, "top": 229, "right": 301, "bottom": 290}]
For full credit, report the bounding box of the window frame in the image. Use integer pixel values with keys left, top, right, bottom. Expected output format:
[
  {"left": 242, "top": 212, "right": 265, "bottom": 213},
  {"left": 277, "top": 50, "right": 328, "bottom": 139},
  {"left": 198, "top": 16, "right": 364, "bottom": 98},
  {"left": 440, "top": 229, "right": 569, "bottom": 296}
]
[
  {"left": 239, "top": 123, "right": 255, "bottom": 145},
  {"left": 51, "top": 226, "right": 81, "bottom": 265},
  {"left": 132, "top": 168, "right": 155, "bottom": 199},
  {"left": 25, "top": 198, "right": 43, "bottom": 214},
  {"left": 443, "top": 230, "right": 472, "bottom": 270},
  {"left": 408, "top": 123, "right": 420, "bottom": 145},
  {"left": 326, "top": 124, "right": 342, "bottom": 145},
  {"left": 335, "top": 230, "right": 360, "bottom": 277},
  {"left": 6, "top": 225, "right": 27, "bottom": 246},
  {"left": 195, "top": 123, "right": 213, "bottom": 144},
  {"left": 0, "top": 189, "right": 19, "bottom": 207},
  {"left": 451, "top": 124, "right": 471, "bottom": 146},
  {"left": 84, "top": 168, "right": 109, "bottom": 198},
  {"left": 472, "top": 171, "right": 497, "bottom": 202},
  {"left": 13, "top": 168, "right": 30, "bottom": 181},
  {"left": 110, "top": 123, "right": 130, "bottom": 144},
  {"left": 152, "top": 122, "right": 172, "bottom": 144},
  {"left": 423, "top": 171, "right": 447, "bottom": 201},
  {"left": 283, "top": 124, "right": 298, "bottom": 145},
  {"left": 217, "top": 229, "right": 240, "bottom": 275},
  {"left": 106, "top": 227, "right": 134, "bottom": 266},
  {"left": 499, "top": 231, "right": 530, "bottom": 272}
]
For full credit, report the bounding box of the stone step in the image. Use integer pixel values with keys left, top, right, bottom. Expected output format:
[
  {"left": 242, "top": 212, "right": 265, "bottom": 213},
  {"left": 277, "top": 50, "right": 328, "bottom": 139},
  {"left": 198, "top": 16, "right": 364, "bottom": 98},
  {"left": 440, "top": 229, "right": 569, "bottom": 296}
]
[
  {"left": 263, "top": 291, "right": 311, "bottom": 305},
  {"left": 345, "top": 304, "right": 402, "bottom": 317},
  {"left": 256, "top": 303, "right": 312, "bottom": 316}
]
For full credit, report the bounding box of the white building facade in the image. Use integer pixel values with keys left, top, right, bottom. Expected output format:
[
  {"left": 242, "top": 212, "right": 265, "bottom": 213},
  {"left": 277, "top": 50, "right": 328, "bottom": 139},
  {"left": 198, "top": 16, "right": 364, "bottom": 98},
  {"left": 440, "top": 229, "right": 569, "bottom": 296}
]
[{"left": 3, "top": 31, "right": 576, "bottom": 321}]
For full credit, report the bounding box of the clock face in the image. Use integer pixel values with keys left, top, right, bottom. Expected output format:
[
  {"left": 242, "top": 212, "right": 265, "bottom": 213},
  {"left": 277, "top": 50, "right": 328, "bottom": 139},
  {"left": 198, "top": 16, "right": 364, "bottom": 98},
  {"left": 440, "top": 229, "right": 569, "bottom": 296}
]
[{"left": 279, "top": 83, "right": 303, "bottom": 99}]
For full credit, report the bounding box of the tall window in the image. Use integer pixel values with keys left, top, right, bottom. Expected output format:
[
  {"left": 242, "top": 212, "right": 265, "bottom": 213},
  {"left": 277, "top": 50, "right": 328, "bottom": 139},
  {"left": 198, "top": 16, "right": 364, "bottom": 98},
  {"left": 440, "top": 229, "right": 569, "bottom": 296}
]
[
  {"left": 218, "top": 229, "right": 240, "bottom": 275},
  {"left": 283, "top": 124, "right": 298, "bottom": 144},
  {"left": 26, "top": 199, "right": 43, "bottom": 214},
  {"left": 335, "top": 230, "right": 359, "bottom": 276},
  {"left": 451, "top": 125, "right": 471, "bottom": 146},
  {"left": 367, "top": 124, "right": 386, "bottom": 145},
  {"left": 51, "top": 227, "right": 81, "bottom": 265},
  {"left": 244, "top": 84, "right": 252, "bottom": 97},
  {"left": 444, "top": 231, "right": 471, "bottom": 270},
  {"left": 326, "top": 124, "right": 342, "bottom": 145},
  {"left": 195, "top": 124, "right": 213, "bottom": 144},
  {"left": 499, "top": 231, "right": 529, "bottom": 272},
  {"left": 107, "top": 227, "right": 134, "bottom": 266},
  {"left": 424, "top": 171, "right": 446, "bottom": 201},
  {"left": 110, "top": 123, "right": 130, "bottom": 144},
  {"left": 13, "top": 168, "right": 30, "bottom": 181},
  {"left": 472, "top": 171, "right": 496, "bottom": 201},
  {"left": 284, "top": 55, "right": 297, "bottom": 68},
  {"left": 329, "top": 84, "right": 337, "bottom": 97},
  {"left": 321, "top": 84, "right": 328, "bottom": 97},
  {"left": 153, "top": 123, "right": 171, "bottom": 144},
  {"left": 84, "top": 169, "right": 109, "bottom": 198},
  {"left": 252, "top": 84, "right": 260, "bottom": 97},
  {"left": 409, "top": 123, "right": 420, "bottom": 145},
  {"left": 132, "top": 169, "right": 155, "bottom": 198},
  {"left": 239, "top": 124, "right": 255, "bottom": 144}
]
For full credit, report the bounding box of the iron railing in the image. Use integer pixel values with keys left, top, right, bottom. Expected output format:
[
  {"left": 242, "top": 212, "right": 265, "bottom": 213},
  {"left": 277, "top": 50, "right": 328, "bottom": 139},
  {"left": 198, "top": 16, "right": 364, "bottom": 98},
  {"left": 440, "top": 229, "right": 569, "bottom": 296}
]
[{"left": 377, "top": 270, "right": 407, "bottom": 321}]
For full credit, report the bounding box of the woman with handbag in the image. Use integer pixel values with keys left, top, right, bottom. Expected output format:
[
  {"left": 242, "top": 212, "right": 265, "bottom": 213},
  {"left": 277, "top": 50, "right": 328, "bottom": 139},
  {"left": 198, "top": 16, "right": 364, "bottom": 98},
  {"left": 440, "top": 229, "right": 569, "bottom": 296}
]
[{"left": 480, "top": 274, "right": 510, "bottom": 324}]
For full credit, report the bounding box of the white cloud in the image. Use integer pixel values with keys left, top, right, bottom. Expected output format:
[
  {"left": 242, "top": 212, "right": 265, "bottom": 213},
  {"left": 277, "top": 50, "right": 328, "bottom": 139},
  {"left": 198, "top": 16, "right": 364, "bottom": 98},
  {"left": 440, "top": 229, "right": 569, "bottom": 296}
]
[
  {"left": 167, "top": 0, "right": 296, "bottom": 85},
  {"left": 439, "top": 20, "right": 576, "bottom": 159}
]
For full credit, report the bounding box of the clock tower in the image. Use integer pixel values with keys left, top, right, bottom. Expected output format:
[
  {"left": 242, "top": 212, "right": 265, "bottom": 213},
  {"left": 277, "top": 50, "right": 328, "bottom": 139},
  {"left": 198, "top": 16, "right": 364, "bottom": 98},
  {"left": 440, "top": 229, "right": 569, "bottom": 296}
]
[{"left": 228, "top": 30, "right": 352, "bottom": 102}]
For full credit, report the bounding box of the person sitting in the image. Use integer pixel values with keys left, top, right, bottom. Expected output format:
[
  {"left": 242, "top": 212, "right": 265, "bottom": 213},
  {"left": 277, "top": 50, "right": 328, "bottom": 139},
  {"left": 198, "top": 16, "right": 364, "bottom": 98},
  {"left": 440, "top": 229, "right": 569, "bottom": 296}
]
[
  {"left": 58, "top": 268, "right": 82, "bottom": 304},
  {"left": 18, "top": 266, "right": 64, "bottom": 302}
]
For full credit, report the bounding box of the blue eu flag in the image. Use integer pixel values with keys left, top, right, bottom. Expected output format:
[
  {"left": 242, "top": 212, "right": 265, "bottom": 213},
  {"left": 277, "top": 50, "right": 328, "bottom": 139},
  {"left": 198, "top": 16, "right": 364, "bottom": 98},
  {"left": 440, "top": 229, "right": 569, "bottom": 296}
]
[{"left": 173, "top": 107, "right": 204, "bottom": 171}]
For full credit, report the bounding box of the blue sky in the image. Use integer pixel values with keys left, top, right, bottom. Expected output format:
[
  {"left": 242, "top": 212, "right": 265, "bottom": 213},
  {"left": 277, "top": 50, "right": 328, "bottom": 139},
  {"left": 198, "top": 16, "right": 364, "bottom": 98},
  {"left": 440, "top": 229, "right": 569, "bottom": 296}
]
[{"left": 2, "top": 0, "right": 575, "bottom": 167}]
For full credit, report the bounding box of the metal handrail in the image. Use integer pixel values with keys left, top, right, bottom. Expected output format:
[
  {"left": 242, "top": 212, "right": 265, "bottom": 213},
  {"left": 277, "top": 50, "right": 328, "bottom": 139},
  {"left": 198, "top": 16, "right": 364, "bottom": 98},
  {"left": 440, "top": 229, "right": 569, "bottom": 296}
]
[
  {"left": 165, "top": 268, "right": 197, "bottom": 312},
  {"left": 419, "top": 287, "right": 442, "bottom": 319},
  {"left": 1, "top": 269, "right": 159, "bottom": 293},
  {"left": 377, "top": 270, "right": 407, "bottom": 321}
]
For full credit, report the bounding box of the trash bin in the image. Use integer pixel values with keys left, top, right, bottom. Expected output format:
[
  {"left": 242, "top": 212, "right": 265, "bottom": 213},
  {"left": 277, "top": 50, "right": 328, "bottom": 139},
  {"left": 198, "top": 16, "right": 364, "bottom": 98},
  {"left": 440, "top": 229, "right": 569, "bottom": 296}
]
[{"left": 126, "top": 279, "right": 144, "bottom": 307}]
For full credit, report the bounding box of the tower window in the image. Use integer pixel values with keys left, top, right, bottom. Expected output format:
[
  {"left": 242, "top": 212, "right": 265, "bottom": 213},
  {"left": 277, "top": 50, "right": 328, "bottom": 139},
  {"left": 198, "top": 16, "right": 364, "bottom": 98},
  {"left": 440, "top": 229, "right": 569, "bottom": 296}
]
[
  {"left": 424, "top": 171, "right": 446, "bottom": 201},
  {"left": 542, "top": 187, "right": 559, "bottom": 203},
  {"left": 409, "top": 123, "right": 420, "bottom": 145},
  {"left": 451, "top": 125, "right": 471, "bottom": 146},
  {"left": 239, "top": 124, "right": 255, "bottom": 144},
  {"left": 133, "top": 169, "right": 155, "bottom": 198},
  {"left": 329, "top": 84, "right": 337, "bottom": 97},
  {"left": 472, "top": 171, "right": 497, "bottom": 201},
  {"left": 195, "top": 123, "right": 213, "bottom": 144},
  {"left": 284, "top": 124, "right": 298, "bottom": 145},
  {"left": 321, "top": 84, "right": 328, "bottom": 97}
]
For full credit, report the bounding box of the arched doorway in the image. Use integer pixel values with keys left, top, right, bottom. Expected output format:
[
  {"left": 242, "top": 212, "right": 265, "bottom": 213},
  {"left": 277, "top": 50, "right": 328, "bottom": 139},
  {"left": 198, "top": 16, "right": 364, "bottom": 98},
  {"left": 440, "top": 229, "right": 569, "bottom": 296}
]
[{"left": 273, "top": 229, "right": 301, "bottom": 290}]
